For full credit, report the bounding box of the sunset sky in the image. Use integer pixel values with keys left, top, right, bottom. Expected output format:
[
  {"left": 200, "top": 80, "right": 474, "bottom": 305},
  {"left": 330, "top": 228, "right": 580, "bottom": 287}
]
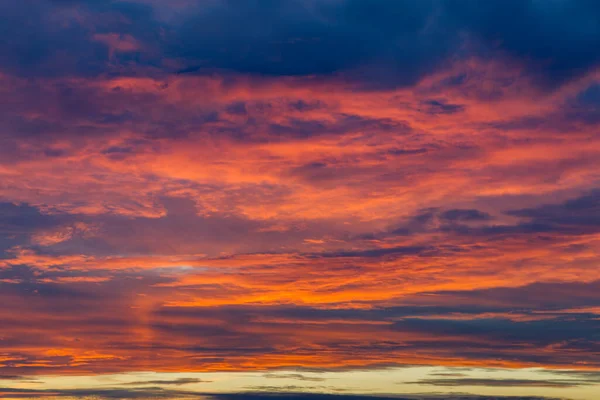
[{"left": 1, "top": 1, "right": 600, "bottom": 399}]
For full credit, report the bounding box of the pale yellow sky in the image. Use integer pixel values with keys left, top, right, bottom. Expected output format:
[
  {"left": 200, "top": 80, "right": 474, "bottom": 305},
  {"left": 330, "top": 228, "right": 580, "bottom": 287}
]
[{"left": 4, "top": 366, "right": 600, "bottom": 400}]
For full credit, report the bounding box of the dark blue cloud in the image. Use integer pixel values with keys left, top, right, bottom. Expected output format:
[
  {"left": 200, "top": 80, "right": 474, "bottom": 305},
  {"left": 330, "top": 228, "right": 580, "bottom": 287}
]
[
  {"left": 387, "top": 190, "right": 600, "bottom": 239},
  {"left": 0, "top": 0, "right": 156, "bottom": 77},
  {"left": 168, "top": 0, "right": 455, "bottom": 87},
  {"left": 0, "top": 387, "right": 559, "bottom": 400},
  {"left": 316, "top": 245, "right": 431, "bottom": 258},
  {"left": 419, "top": 100, "right": 465, "bottom": 115},
  {"left": 0, "top": 387, "right": 198, "bottom": 399},
  {"left": 414, "top": 280, "right": 600, "bottom": 310},
  {"left": 439, "top": 209, "right": 492, "bottom": 222},
  {"left": 565, "top": 84, "right": 600, "bottom": 125},
  {"left": 3, "top": 0, "right": 597, "bottom": 89},
  {"left": 502, "top": 189, "right": 600, "bottom": 235},
  {"left": 0, "top": 203, "right": 61, "bottom": 255},
  {"left": 394, "top": 315, "right": 600, "bottom": 348},
  {"left": 445, "top": 0, "right": 600, "bottom": 89}
]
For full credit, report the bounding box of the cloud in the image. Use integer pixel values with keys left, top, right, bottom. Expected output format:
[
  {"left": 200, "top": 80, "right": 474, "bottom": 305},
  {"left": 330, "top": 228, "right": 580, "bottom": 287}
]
[
  {"left": 122, "top": 377, "right": 210, "bottom": 386},
  {"left": 0, "top": 374, "right": 36, "bottom": 381},
  {"left": 206, "top": 394, "right": 558, "bottom": 400},
  {"left": 0, "top": 387, "right": 201, "bottom": 399},
  {"left": 263, "top": 373, "right": 328, "bottom": 382},
  {"left": 542, "top": 370, "right": 600, "bottom": 383},
  {"left": 439, "top": 209, "right": 492, "bottom": 222},
  {"left": 406, "top": 377, "right": 589, "bottom": 388},
  {"left": 445, "top": 0, "right": 600, "bottom": 89},
  {"left": 1, "top": 0, "right": 598, "bottom": 90},
  {"left": 2, "top": 279, "right": 600, "bottom": 376},
  {"left": 0, "top": 387, "right": 560, "bottom": 400},
  {"left": 505, "top": 189, "right": 600, "bottom": 234},
  {"left": 0, "top": 2, "right": 599, "bottom": 398}
]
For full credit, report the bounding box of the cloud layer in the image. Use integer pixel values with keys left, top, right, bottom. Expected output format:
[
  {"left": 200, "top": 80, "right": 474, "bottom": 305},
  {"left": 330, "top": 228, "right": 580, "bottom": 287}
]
[{"left": 1, "top": 1, "right": 600, "bottom": 399}]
